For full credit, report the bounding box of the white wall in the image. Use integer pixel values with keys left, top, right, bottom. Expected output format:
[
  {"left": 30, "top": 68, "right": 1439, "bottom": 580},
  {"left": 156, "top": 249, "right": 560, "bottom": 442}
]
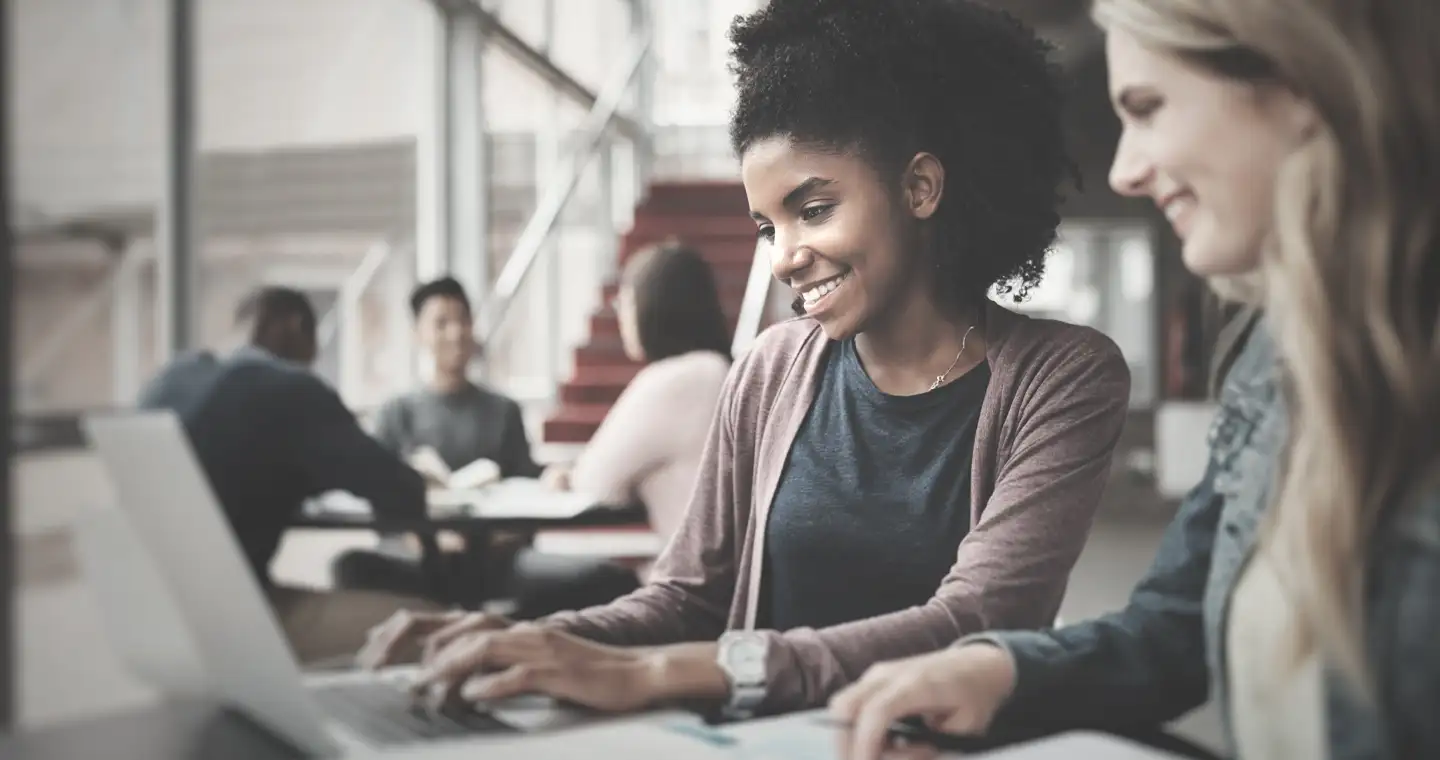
[
  {"left": 10, "top": 0, "right": 649, "bottom": 218},
  {"left": 11, "top": 0, "right": 434, "bottom": 218}
]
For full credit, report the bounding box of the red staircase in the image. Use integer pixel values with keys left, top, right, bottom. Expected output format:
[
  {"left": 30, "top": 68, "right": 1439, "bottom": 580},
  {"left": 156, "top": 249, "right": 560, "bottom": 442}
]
[{"left": 543, "top": 181, "right": 756, "bottom": 444}]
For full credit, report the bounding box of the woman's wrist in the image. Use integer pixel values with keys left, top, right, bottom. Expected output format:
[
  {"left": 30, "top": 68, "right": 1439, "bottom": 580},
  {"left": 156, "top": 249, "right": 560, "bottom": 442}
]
[
  {"left": 642, "top": 642, "right": 730, "bottom": 704},
  {"left": 954, "top": 641, "right": 1019, "bottom": 705}
]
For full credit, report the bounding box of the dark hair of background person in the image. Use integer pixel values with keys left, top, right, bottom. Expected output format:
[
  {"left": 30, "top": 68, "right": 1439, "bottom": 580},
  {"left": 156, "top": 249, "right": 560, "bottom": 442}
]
[
  {"left": 235, "top": 286, "right": 318, "bottom": 345},
  {"left": 621, "top": 242, "right": 734, "bottom": 364},
  {"left": 408, "top": 276, "right": 472, "bottom": 319},
  {"left": 727, "top": 0, "right": 1077, "bottom": 314}
]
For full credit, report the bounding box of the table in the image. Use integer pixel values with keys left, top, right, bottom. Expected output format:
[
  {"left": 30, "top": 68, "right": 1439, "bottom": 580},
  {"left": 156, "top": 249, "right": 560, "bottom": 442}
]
[
  {"left": 292, "top": 496, "right": 648, "bottom": 609},
  {"left": 291, "top": 503, "right": 648, "bottom": 533},
  {"left": 0, "top": 704, "right": 1192, "bottom": 760}
]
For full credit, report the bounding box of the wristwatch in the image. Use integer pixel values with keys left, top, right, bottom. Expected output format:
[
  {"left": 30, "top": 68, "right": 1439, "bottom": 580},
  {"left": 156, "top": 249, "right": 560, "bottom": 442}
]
[{"left": 716, "top": 631, "right": 769, "bottom": 718}]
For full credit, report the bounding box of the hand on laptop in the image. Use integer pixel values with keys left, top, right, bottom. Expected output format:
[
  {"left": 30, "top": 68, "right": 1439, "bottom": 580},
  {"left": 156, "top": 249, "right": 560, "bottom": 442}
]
[
  {"left": 357, "top": 610, "right": 514, "bottom": 670},
  {"left": 413, "top": 625, "right": 666, "bottom": 713},
  {"left": 827, "top": 644, "right": 1017, "bottom": 760}
]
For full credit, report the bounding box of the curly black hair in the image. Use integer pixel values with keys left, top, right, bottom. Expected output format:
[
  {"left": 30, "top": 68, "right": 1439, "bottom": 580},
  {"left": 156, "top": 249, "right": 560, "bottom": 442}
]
[{"left": 728, "top": 0, "right": 1075, "bottom": 306}]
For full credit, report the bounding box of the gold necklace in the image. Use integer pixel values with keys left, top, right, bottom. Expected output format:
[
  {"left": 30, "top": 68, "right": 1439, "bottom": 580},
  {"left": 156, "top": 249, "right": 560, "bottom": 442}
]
[{"left": 928, "top": 325, "right": 977, "bottom": 392}]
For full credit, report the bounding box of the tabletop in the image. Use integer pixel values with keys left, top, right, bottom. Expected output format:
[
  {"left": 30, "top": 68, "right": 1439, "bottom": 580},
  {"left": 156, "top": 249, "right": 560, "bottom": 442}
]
[
  {"left": 291, "top": 503, "right": 648, "bottom": 532},
  {"left": 0, "top": 703, "right": 1187, "bottom": 760}
]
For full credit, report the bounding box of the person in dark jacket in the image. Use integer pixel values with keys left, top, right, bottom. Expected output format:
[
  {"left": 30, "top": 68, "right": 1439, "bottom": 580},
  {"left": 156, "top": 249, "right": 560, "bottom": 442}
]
[{"left": 139, "top": 286, "right": 437, "bottom": 665}]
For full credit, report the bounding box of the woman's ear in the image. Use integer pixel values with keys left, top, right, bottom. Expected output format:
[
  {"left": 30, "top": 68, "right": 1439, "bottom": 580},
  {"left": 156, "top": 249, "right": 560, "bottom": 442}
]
[{"left": 902, "top": 152, "right": 946, "bottom": 220}]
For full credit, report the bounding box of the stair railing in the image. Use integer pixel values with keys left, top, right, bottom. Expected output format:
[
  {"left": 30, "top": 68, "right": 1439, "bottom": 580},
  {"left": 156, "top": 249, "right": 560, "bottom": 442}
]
[
  {"left": 477, "top": 31, "right": 652, "bottom": 348},
  {"left": 730, "top": 239, "right": 772, "bottom": 359},
  {"left": 314, "top": 237, "right": 404, "bottom": 404}
]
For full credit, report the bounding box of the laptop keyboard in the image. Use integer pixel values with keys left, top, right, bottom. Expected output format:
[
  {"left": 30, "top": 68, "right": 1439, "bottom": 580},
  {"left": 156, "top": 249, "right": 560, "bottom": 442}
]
[{"left": 310, "top": 680, "right": 515, "bottom": 747}]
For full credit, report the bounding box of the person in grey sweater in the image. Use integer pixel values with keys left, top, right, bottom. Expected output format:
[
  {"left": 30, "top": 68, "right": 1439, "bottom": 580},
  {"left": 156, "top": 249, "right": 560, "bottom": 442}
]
[
  {"left": 332, "top": 277, "right": 636, "bottom": 613},
  {"left": 370, "top": 277, "right": 541, "bottom": 482},
  {"left": 139, "top": 287, "right": 437, "bottom": 664}
]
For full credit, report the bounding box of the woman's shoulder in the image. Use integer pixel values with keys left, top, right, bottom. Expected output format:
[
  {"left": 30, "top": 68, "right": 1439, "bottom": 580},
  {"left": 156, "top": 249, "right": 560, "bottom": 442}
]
[{"left": 637, "top": 350, "right": 733, "bottom": 390}]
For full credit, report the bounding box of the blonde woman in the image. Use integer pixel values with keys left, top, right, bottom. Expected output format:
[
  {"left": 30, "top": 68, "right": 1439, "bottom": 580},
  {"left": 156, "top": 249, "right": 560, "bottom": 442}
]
[{"left": 831, "top": 1, "right": 1440, "bottom": 759}]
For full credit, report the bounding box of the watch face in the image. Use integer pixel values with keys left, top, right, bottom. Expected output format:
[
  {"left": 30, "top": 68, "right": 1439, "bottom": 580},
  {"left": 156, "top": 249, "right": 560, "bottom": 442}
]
[{"left": 725, "top": 636, "right": 767, "bottom": 683}]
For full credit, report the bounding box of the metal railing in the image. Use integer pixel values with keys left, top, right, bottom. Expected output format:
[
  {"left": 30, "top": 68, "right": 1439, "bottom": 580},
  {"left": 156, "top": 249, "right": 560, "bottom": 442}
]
[
  {"left": 18, "top": 249, "right": 141, "bottom": 401},
  {"left": 730, "top": 241, "right": 772, "bottom": 358},
  {"left": 478, "top": 31, "right": 653, "bottom": 345},
  {"left": 315, "top": 238, "right": 399, "bottom": 350}
]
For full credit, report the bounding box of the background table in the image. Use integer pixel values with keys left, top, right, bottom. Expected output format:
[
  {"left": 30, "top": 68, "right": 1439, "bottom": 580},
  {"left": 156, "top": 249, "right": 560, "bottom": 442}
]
[{"left": 291, "top": 499, "right": 648, "bottom": 608}]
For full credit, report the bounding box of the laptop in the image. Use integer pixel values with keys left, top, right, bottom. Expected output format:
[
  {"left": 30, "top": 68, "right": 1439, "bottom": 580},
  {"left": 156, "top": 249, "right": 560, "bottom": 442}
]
[{"left": 79, "top": 411, "right": 612, "bottom": 756}]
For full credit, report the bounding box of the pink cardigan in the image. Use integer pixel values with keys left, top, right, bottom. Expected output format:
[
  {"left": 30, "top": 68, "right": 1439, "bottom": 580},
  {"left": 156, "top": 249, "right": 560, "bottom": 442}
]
[{"left": 546, "top": 302, "right": 1131, "bottom": 711}]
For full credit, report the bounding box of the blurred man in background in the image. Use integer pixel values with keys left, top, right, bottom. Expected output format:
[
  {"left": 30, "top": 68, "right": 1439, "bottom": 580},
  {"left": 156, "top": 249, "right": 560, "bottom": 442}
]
[
  {"left": 138, "top": 286, "right": 437, "bottom": 665},
  {"left": 333, "top": 277, "right": 635, "bottom": 615},
  {"left": 370, "top": 276, "right": 540, "bottom": 480}
]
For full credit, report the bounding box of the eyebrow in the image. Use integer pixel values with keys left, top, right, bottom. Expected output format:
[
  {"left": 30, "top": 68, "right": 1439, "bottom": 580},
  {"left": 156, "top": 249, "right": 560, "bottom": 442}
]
[{"left": 750, "top": 176, "right": 835, "bottom": 221}]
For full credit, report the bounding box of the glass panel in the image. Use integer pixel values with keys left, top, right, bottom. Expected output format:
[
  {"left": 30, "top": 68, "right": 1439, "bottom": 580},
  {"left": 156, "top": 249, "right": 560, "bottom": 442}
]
[
  {"left": 194, "top": 0, "right": 429, "bottom": 408},
  {"left": 11, "top": 0, "right": 164, "bottom": 414},
  {"left": 1001, "top": 222, "right": 1158, "bottom": 409}
]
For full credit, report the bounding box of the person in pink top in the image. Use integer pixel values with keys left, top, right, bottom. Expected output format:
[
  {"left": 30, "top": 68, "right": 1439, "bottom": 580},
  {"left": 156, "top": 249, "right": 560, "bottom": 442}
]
[
  {"left": 360, "top": 0, "right": 1130, "bottom": 719},
  {"left": 541, "top": 241, "right": 733, "bottom": 573}
]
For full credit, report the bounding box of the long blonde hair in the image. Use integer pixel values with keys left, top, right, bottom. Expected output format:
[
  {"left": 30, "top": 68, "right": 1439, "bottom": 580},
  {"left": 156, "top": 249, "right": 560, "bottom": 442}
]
[{"left": 1094, "top": 0, "right": 1440, "bottom": 692}]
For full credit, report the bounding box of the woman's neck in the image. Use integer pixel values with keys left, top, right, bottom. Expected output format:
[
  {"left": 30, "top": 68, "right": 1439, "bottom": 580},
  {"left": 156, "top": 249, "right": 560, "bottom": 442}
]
[{"left": 854, "top": 295, "right": 985, "bottom": 395}]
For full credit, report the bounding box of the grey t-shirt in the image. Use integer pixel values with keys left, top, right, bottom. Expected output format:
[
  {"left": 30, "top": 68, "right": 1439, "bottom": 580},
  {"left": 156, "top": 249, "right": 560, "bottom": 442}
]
[
  {"left": 762, "top": 339, "right": 989, "bottom": 631},
  {"left": 372, "top": 382, "right": 541, "bottom": 479}
]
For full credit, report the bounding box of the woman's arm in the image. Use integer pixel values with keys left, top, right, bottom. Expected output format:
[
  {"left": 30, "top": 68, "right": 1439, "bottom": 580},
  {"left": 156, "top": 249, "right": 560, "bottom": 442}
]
[
  {"left": 752, "top": 341, "right": 1132, "bottom": 712},
  {"left": 539, "top": 361, "right": 750, "bottom": 646}
]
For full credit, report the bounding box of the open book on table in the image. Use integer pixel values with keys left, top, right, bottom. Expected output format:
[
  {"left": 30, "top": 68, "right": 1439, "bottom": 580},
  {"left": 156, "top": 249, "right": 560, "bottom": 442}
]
[
  {"left": 426, "top": 474, "right": 608, "bottom": 521},
  {"left": 409, "top": 447, "right": 504, "bottom": 491}
]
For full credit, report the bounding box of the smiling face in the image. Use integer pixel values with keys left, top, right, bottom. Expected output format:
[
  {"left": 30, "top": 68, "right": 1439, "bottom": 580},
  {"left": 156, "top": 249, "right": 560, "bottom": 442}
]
[
  {"left": 741, "top": 137, "right": 937, "bottom": 341},
  {"left": 1106, "top": 28, "right": 1315, "bottom": 277},
  {"left": 415, "top": 294, "right": 475, "bottom": 375}
]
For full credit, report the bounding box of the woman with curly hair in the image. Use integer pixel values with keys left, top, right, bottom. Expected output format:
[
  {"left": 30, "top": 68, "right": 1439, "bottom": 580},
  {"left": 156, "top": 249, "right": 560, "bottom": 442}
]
[{"left": 361, "top": 0, "right": 1130, "bottom": 717}]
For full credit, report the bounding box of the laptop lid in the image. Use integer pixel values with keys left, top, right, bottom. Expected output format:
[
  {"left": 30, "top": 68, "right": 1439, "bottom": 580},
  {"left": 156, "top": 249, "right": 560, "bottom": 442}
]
[
  {"left": 71, "top": 504, "right": 210, "bottom": 697},
  {"left": 83, "top": 411, "right": 341, "bottom": 757}
]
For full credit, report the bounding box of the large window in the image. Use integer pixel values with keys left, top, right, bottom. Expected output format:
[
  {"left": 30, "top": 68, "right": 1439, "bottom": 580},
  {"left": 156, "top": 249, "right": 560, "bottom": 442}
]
[{"left": 1003, "top": 222, "right": 1158, "bottom": 408}]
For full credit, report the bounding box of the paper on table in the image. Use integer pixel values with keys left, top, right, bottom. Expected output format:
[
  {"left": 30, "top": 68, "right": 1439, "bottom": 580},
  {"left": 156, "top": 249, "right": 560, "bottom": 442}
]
[
  {"left": 714, "top": 710, "right": 844, "bottom": 759},
  {"left": 969, "top": 732, "right": 1187, "bottom": 759},
  {"left": 303, "top": 480, "right": 606, "bottom": 522},
  {"left": 469, "top": 478, "right": 603, "bottom": 520},
  {"left": 427, "top": 478, "right": 605, "bottom": 521},
  {"left": 410, "top": 447, "right": 503, "bottom": 490},
  {"left": 732, "top": 713, "right": 1186, "bottom": 760},
  {"left": 379, "top": 713, "right": 733, "bottom": 760},
  {"left": 302, "top": 490, "right": 372, "bottom": 518}
]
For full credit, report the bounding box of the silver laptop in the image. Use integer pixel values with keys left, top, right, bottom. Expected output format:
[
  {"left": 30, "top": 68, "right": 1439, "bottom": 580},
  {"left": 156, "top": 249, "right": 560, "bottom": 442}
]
[{"left": 79, "top": 411, "right": 602, "bottom": 756}]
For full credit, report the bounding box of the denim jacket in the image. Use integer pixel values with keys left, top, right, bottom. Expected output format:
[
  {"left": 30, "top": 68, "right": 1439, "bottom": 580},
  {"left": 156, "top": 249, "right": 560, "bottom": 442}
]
[{"left": 975, "top": 321, "right": 1440, "bottom": 759}]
